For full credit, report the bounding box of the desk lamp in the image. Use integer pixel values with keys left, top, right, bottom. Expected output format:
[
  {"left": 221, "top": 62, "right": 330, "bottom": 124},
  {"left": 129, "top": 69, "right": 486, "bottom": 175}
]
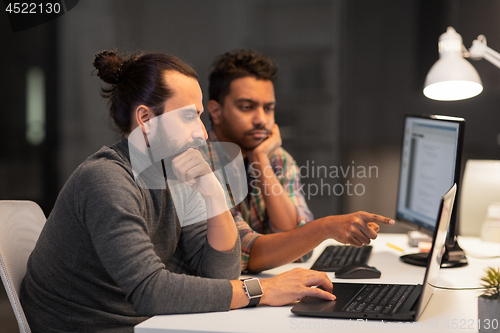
[{"left": 423, "top": 27, "right": 500, "bottom": 101}]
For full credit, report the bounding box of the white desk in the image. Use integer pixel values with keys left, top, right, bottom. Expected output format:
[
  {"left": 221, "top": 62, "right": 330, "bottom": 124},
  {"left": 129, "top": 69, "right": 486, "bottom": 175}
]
[{"left": 135, "top": 234, "right": 500, "bottom": 333}]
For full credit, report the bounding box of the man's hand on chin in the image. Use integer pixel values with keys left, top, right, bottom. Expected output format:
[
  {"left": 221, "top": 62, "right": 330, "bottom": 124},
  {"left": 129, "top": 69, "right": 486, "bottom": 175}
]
[{"left": 247, "top": 124, "right": 282, "bottom": 163}]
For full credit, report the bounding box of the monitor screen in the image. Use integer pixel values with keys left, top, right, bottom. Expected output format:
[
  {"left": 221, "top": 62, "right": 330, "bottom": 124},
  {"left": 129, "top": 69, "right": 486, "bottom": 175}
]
[{"left": 396, "top": 115, "right": 465, "bottom": 234}]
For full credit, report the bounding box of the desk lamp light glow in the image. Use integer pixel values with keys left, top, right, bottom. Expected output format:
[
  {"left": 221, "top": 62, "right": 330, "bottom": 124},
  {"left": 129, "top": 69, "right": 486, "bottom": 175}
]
[{"left": 424, "top": 27, "right": 500, "bottom": 101}]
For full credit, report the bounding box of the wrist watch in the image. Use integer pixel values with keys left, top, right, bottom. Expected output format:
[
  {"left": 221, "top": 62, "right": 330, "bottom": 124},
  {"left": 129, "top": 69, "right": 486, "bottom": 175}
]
[{"left": 241, "top": 278, "right": 263, "bottom": 307}]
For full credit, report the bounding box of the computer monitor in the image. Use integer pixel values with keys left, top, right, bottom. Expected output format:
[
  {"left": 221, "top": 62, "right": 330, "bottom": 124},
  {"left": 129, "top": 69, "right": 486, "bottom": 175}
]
[{"left": 396, "top": 114, "right": 467, "bottom": 268}]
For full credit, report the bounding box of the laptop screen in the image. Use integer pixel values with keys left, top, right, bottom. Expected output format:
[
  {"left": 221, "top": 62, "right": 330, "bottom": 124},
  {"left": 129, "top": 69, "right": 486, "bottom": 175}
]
[
  {"left": 290, "top": 184, "right": 458, "bottom": 321},
  {"left": 415, "top": 184, "right": 457, "bottom": 319},
  {"left": 396, "top": 115, "right": 464, "bottom": 235}
]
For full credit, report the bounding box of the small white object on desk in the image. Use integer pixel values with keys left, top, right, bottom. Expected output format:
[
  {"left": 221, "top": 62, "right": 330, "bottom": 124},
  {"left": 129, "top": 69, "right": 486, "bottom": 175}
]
[{"left": 407, "top": 230, "right": 432, "bottom": 247}]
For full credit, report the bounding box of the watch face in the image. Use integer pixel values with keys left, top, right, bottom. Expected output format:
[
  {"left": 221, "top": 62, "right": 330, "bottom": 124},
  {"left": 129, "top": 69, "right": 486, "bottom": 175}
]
[{"left": 245, "top": 279, "right": 263, "bottom": 297}]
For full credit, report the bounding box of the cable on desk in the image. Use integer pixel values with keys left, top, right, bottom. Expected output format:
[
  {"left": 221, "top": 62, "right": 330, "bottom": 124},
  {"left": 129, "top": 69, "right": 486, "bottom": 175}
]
[
  {"left": 462, "top": 250, "right": 500, "bottom": 260},
  {"left": 428, "top": 283, "right": 486, "bottom": 291}
]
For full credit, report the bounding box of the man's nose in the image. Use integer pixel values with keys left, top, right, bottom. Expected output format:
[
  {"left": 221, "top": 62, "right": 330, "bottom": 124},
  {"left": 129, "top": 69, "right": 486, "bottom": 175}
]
[
  {"left": 194, "top": 119, "right": 208, "bottom": 141},
  {"left": 253, "top": 107, "right": 267, "bottom": 127}
]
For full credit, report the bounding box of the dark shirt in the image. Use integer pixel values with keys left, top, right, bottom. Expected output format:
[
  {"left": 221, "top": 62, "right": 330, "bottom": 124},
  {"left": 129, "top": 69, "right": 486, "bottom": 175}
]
[{"left": 20, "top": 137, "right": 240, "bottom": 333}]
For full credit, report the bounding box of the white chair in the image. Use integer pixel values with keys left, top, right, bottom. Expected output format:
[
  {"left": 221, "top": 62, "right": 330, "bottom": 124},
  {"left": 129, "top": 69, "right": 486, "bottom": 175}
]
[{"left": 0, "top": 201, "right": 46, "bottom": 333}]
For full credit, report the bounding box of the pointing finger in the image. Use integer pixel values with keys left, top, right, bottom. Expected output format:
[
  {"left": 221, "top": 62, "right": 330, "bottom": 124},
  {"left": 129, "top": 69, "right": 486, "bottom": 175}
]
[{"left": 359, "top": 211, "right": 395, "bottom": 226}]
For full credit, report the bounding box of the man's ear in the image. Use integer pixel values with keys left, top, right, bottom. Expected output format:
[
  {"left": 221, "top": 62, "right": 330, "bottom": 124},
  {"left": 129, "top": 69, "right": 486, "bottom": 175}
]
[
  {"left": 135, "top": 105, "right": 154, "bottom": 135},
  {"left": 207, "top": 100, "right": 222, "bottom": 126}
]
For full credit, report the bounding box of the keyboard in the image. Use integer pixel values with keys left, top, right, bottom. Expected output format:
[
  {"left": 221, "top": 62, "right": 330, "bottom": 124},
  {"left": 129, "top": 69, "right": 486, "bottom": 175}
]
[
  {"left": 345, "top": 284, "right": 417, "bottom": 314},
  {"left": 310, "top": 245, "right": 372, "bottom": 272}
]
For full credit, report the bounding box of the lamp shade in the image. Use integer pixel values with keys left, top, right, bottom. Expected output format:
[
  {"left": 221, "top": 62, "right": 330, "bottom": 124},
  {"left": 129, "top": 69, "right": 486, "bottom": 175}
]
[{"left": 423, "top": 27, "right": 483, "bottom": 101}]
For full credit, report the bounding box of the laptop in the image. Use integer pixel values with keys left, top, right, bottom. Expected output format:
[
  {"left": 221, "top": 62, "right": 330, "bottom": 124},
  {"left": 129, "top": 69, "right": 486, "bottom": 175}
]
[{"left": 291, "top": 183, "right": 456, "bottom": 321}]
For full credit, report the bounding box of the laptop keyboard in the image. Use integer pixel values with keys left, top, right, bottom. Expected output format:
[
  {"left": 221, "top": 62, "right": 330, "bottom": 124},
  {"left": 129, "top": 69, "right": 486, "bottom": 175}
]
[
  {"left": 310, "top": 245, "right": 372, "bottom": 272},
  {"left": 345, "top": 284, "right": 416, "bottom": 314}
]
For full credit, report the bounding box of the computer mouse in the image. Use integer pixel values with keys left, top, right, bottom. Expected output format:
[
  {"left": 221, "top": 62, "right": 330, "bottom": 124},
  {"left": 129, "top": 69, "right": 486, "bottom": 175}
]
[{"left": 335, "top": 264, "right": 381, "bottom": 279}]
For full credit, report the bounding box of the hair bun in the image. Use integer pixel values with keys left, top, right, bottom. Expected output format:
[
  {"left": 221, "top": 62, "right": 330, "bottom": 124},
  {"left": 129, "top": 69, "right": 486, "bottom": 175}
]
[{"left": 93, "top": 50, "right": 124, "bottom": 85}]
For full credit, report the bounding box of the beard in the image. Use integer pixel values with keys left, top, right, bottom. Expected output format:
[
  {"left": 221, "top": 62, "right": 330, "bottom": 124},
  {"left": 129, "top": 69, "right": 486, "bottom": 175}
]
[
  {"left": 241, "top": 126, "right": 271, "bottom": 150},
  {"left": 219, "top": 118, "right": 271, "bottom": 151},
  {"left": 161, "top": 139, "right": 206, "bottom": 180}
]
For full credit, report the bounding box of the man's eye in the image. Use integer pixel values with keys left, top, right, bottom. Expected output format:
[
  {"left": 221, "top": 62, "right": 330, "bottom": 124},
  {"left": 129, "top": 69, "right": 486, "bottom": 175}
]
[
  {"left": 239, "top": 104, "right": 252, "bottom": 111},
  {"left": 184, "top": 115, "right": 195, "bottom": 122}
]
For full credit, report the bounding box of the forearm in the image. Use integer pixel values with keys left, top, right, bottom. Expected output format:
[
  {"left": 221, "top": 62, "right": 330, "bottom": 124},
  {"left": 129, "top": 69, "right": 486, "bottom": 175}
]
[
  {"left": 134, "top": 270, "right": 234, "bottom": 315},
  {"left": 230, "top": 280, "right": 250, "bottom": 309},
  {"left": 252, "top": 154, "right": 297, "bottom": 231},
  {"left": 205, "top": 198, "right": 238, "bottom": 252},
  {"left": 246, "top": 218, "right": 328, "bottom": 272}
]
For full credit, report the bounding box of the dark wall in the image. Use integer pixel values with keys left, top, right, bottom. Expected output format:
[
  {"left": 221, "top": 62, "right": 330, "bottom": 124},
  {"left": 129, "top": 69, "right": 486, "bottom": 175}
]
[
  {"left": 342, "top": 1, "right": 500, "bottom": 234},
  {"left": 0, "top": 16, "right": 59, "bottom": 215},
  {"left": 343, "top": 0, "right": 500, "bottom": 155},
  {"left": 1, "top": 0, "right": 499, "bottom": 222}
]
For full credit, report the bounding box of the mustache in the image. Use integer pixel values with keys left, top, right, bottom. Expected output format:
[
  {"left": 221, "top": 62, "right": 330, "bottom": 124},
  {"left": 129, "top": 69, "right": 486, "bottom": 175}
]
[
  {"left": 161, "top": 140, "right": 208, "bottom": 180},
  {"left": 244, "top": 125, "right": 271, "bottom": 136},
  {"left": 166, "top": 140, "right": 205, "bottom": 160}
]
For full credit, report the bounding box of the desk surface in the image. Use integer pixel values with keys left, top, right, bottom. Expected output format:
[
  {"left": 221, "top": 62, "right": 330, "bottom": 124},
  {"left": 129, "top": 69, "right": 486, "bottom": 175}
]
[{"left": 135, "top": 234, "right": 500, "bottom": 333}]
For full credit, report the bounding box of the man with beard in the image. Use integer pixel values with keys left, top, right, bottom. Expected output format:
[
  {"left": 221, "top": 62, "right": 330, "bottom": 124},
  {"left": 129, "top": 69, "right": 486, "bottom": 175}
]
[
  {"left": 20, "top": 50, "right": 339, "bottom": 333},
  {"left": 207, "top": 50, "right": 395, "bottom": 273}
]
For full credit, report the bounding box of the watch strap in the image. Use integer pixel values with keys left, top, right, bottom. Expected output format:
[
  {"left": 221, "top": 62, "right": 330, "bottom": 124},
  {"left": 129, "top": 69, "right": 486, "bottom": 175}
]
[{"left": 247, "top": 294, "right": 261, "bottom": 307}]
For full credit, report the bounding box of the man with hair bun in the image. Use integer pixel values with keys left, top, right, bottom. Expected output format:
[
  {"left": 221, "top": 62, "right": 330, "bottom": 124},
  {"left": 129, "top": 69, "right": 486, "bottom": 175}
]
[
  {"left": 19, "top": 50, "right": 338, "bottom": 333},
  {"left": 207, "top": 50, "right": 395, "bottom": 273}
]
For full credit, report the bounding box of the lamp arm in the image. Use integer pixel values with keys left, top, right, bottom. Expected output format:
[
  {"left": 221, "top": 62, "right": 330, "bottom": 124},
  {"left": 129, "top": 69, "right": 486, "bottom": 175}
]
[{"left": 469, "top": 35, "right": 500, "bottom": 69}]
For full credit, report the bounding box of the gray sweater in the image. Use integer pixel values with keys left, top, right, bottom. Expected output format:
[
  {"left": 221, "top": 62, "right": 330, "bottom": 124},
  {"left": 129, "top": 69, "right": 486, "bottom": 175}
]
[{"left": 20, "top": 137, "right": 241, "bottom": 333}]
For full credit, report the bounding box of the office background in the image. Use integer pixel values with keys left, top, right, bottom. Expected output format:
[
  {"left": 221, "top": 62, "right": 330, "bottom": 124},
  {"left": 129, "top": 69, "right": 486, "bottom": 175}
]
[{"left": 1, "top": 1, "right": 500, "bottom": 331}]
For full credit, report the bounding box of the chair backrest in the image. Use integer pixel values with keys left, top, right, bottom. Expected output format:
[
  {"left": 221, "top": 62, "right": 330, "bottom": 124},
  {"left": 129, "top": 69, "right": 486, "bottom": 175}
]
[{"left": 0, "top": 201, "right": 46, "bottom": 333}]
